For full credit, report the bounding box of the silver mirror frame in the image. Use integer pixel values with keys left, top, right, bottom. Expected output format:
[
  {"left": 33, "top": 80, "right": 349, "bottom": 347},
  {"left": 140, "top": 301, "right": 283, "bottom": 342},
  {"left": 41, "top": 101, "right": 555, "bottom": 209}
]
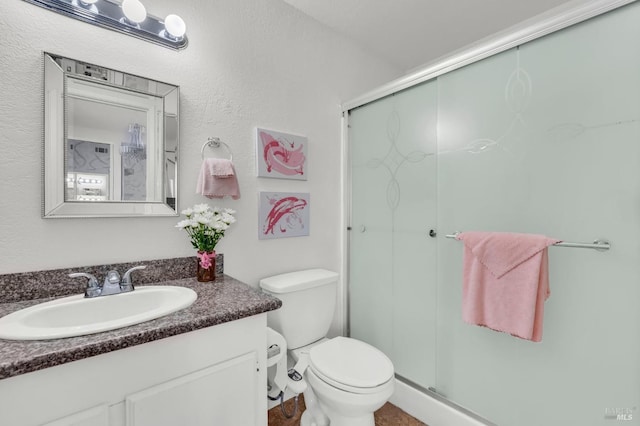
[{"left": 43, "top": 52, "right": 179, "bottom": 218}]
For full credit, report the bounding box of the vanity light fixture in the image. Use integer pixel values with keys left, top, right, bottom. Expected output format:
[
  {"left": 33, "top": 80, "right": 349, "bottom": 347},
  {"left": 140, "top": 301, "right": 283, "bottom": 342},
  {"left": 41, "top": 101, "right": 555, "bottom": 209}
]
[{"left": 22, "top": 0, "right": 188, "bottom": 50}]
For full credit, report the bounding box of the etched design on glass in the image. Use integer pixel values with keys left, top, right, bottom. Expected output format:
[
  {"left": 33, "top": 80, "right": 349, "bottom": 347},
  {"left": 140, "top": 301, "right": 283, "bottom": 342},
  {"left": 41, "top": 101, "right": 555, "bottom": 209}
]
[
  {"left": 366, "top": 109, "right": 428, "bottom": 210},
  {"left": 443, "top": 48, "right": 532, "bottom": 156},
  {"left": 547, "top": 118, "right": 640, "bottom": 142},
  {"left": 505, "top": 60, "right": 532, "bottom": 114}
]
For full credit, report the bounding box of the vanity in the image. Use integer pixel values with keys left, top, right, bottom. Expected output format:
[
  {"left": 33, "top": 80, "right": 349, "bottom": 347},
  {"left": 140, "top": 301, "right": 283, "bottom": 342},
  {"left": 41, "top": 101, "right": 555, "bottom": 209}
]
[
  {"left": 0, "top": 265, "right": 281, "bottom": 426},
  {"left": 0, "top": 49, "right": 284, "bottom": 425}
]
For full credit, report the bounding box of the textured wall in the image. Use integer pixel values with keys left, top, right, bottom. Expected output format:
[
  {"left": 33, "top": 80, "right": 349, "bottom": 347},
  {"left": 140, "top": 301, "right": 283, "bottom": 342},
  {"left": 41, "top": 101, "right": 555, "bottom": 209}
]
[{"left": 0, "top": 0, "right": 398, "bottom": 292}]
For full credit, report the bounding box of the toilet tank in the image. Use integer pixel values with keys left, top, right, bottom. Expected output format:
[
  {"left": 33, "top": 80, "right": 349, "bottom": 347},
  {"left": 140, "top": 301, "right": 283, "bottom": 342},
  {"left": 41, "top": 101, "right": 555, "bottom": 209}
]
[{"left": 259, "top": 269, "right": 339, "bottom": 349}]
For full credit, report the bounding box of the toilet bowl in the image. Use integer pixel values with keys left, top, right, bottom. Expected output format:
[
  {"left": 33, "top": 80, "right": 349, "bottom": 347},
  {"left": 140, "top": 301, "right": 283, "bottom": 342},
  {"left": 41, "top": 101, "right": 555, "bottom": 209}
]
[
  {"left": 293, "top": 336, "right": 395, "bottom": 426},
  {"left": 259, "top": 269, "right": 395, "bottom": 425}
]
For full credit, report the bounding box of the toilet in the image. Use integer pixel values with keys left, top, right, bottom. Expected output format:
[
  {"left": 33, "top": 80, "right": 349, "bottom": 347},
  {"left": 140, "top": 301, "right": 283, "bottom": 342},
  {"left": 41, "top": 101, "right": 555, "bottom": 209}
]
[{"left": 260, "top": 269, "right": 394, "bottom": 426}]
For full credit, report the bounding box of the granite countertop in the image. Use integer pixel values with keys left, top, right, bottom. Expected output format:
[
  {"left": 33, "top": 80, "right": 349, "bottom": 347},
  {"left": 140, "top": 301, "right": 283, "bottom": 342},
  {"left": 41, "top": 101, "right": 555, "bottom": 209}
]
[{"left": 0, "top": 275, "right": 282, "bottom": 381}]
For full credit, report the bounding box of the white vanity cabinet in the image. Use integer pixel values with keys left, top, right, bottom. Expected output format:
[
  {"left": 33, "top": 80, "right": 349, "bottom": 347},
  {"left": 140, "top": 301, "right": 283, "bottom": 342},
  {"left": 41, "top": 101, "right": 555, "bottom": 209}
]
[{"left": 0, "top": 314, "right": 268, "bottom": 426}]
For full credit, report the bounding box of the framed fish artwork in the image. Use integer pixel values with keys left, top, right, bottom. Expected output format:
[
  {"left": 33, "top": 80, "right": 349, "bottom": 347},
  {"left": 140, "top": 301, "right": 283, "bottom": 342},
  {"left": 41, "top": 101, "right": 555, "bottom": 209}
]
[
  {"left": 256, "top": 128, "right": 307, "bottom": 180},
  {"left": 258, "top": 192, "right": 310, "bottom": 239}
]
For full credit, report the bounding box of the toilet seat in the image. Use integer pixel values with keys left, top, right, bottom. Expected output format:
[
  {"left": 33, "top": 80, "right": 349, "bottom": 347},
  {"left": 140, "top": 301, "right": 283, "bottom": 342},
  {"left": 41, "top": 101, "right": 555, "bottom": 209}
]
[{"left": 308, "top": 336, "right": 394, "bottom": 394}]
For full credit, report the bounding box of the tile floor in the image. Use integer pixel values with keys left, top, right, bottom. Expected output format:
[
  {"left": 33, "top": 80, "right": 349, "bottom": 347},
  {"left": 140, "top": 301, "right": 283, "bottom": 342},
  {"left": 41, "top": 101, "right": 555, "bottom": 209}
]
[{"left": 268, "top": 395, "right": 427, "bottom": 426}]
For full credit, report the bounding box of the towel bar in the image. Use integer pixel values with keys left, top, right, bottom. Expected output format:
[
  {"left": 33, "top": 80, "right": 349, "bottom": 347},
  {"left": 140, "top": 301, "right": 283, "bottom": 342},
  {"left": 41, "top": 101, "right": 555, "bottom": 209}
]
[
  {"left": 201, "top": 137, "right": 233, "bottom": 161},
  {"left": 445, "top": 232, "right": 610, "bottom": 251}
]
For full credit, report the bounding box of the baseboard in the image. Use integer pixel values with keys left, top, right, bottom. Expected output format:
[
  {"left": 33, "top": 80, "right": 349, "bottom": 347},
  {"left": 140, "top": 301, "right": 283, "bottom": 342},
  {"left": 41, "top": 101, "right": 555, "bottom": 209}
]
[{"left": 389, "top": 379, "right": 494, "bottom": 426}]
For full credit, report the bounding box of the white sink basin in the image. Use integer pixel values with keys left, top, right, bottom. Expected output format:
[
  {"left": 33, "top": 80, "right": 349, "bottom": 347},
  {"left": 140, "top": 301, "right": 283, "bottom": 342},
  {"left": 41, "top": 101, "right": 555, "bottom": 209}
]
[{"left": 0, "top": 286, "right": 197, "bottom": 341}]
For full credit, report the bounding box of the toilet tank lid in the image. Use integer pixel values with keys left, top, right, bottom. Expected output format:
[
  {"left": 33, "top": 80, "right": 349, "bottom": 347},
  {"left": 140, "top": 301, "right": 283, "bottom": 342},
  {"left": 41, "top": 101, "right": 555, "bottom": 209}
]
[{"left": 259, "top": 269, "right": 339, "bottom": 293}]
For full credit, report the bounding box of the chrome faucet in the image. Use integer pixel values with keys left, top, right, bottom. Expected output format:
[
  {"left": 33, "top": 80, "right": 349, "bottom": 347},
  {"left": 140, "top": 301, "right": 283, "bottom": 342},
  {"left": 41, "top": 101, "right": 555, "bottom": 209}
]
[{"left": 69, "top": 265, "right": 147, "bottom": 298}]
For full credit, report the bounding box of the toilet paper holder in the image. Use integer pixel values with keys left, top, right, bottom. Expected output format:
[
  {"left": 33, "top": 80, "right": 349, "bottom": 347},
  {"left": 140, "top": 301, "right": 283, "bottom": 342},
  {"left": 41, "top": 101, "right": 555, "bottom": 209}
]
[{"left": 267, "top": 343, "right": 281, "bottom": 362}]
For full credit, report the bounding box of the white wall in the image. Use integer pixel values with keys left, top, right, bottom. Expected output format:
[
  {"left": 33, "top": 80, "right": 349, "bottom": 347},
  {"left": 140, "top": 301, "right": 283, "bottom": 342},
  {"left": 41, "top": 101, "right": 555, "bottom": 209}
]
[{"left": 0, "top": 0, "right": 399, "bottom": 312}]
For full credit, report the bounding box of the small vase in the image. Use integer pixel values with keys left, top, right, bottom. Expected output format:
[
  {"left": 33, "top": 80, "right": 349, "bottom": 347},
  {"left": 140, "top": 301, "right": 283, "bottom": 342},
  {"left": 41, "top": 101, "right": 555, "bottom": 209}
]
[{"left": 196, "top": 251, "right": 216, "bottom": 282}]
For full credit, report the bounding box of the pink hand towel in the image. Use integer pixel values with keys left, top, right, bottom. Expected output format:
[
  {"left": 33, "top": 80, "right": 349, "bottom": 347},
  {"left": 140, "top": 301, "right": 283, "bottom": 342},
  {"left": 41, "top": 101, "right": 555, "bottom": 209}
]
[
  {"left": 208, "top": 158, "right": 235, "bottom": 178},
  {"left": 456, "top": 231, "right": 561, "bottom": 342},
  {"left": 196, "top": 159, "right": 240, "bottom": 200}
]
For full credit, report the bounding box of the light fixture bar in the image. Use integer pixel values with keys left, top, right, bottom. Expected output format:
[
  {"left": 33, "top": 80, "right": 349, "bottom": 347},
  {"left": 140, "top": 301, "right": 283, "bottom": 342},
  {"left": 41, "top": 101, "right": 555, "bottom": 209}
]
[{"left": 22, "top": 0, "right": 188, "bottom": 50}]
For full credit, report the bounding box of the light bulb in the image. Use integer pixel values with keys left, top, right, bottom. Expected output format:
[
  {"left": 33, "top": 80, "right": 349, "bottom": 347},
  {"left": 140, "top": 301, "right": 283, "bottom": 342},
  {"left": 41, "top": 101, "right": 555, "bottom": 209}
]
[
  {"left": 164, "top": 14, "right": 186, "bottom": 38},
  {"left": 122, "top": 0, "right": 146, "bottom": 24}
]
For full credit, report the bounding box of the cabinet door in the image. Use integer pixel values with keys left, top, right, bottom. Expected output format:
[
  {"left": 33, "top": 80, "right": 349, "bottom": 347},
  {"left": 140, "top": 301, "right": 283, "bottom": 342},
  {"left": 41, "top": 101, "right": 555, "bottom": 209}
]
[
  {"left": 126, "top": 351, "right": 258, "bottom": 426},
  {"left": 42, "top": 405, "right": 109, "bottom": 426}
]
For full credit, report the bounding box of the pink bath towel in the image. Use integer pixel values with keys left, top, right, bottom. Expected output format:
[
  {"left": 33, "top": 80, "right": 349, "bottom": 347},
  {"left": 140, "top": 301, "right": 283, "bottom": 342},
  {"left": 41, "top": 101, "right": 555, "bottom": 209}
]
[
  {"left": 456, "top": 232, "right": 561, "bottom": 342},
  {"left": 208, "top": 158, "right": 235, "bottom": 178},
  {"left": 196, "top": 159, "right": 240, "bottom": 200}
]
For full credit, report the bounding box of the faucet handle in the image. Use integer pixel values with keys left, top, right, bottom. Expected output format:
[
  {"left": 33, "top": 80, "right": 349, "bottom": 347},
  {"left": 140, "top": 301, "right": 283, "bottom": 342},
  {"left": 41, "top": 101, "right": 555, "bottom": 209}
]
[
  {"left": 104, "top": 270, "right": 121, "bottom": 287},
  {"left": 69, "top": 272, "right": 101, "bottom": 298},
  {"left": 121, "top": 265, "right": 146, "bottom": 290}
]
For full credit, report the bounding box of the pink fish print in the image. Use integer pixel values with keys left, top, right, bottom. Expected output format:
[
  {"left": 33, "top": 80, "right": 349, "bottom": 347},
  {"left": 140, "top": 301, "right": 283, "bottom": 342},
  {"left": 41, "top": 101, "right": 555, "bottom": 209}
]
[
  {"left": 260, "top": 131, "right": 306, "bottom": 176},
  {"left": 263, "top": 196, "right": 307, "bottom": 235}
]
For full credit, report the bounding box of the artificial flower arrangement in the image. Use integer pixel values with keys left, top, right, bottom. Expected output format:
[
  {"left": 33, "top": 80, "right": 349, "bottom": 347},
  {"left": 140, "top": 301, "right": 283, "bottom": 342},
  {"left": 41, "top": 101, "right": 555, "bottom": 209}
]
[{"left": 176, "top": 204, "right": 236, "bottom": 274}]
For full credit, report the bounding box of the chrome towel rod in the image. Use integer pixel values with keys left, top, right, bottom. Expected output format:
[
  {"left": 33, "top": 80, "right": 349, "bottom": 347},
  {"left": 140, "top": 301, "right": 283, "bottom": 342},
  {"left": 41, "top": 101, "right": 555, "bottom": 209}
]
[{"left": 445, "top": 232, "right": 611, "bottom": 251}]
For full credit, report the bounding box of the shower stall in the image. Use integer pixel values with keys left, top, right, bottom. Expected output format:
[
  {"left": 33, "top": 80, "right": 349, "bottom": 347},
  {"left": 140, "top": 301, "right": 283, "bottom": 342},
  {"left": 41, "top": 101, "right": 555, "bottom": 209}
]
[{"left": 346, "top": 2, "right": 640, "bottom": 425}]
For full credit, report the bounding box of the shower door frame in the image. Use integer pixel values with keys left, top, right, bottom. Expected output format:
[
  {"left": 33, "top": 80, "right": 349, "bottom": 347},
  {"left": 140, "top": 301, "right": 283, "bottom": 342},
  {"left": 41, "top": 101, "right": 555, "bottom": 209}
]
[{"left": 342, "top": 0, "right": 634, "bottom": 113}]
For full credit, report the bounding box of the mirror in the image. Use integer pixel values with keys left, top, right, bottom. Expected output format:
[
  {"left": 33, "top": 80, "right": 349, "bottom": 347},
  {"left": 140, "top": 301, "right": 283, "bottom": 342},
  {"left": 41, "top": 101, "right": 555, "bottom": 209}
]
[{"left": 43, "top": 52, "right": 179, "bottom": 218}]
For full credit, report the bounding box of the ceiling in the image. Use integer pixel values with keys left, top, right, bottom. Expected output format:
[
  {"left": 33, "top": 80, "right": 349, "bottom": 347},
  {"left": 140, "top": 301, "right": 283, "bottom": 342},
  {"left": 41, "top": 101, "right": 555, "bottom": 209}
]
[{"left": 282, "top": 0, "right": 590, "bottom": 72}]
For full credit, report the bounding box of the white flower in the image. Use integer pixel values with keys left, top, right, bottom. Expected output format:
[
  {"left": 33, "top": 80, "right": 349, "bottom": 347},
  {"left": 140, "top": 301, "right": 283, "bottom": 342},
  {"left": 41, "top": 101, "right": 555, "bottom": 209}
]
[
  {"left": 177, "top": 204, "right": 237, "bottom": 252},
  {"left": 194, "top": 204, "right": 209, "bottom": 214},
  {"left": 196, "top": 216, "right": 210, "bottom": 225},
  {"left": 175, "top": 219, "right": 191, "bottom": 229},
  {"left": 221, "top": 213, "right": 236, "bottom": 224}
]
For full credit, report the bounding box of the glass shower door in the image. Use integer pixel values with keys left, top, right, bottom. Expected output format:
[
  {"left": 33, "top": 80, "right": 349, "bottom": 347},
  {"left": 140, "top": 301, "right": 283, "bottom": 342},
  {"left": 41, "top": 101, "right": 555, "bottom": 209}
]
[
  {"left": 348, "top": 80, "right": 438, "bottom": 389},
  {"left": 435, "top": 4, "right": 640, "bottom": 424},
  {"left": 348, "top": 3, "right": 640, "bottom": 425}
]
